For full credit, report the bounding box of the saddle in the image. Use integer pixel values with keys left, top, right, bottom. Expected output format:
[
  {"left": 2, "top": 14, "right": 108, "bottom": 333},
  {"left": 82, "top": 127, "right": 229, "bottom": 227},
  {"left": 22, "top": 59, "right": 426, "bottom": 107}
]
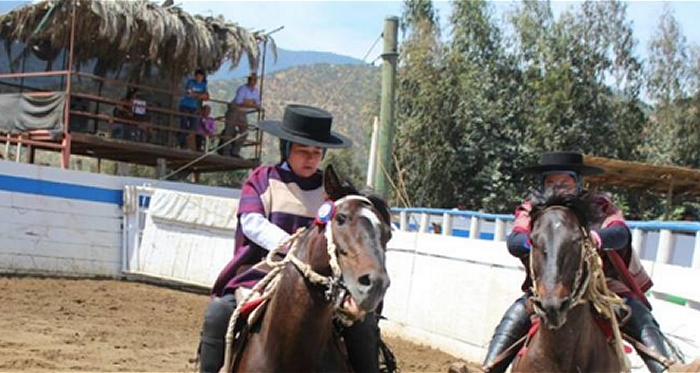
[
  {"left": 225, "top": 290, "right": 398, "bottom": 373},
  {"left": 517, "top": 311, "right": 634, "bottom": 358}
]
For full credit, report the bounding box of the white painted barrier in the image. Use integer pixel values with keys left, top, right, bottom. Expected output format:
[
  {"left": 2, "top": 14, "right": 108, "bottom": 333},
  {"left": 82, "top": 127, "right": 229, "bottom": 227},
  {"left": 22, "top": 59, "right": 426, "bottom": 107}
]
[
  {"left": 0, "top": 160, "right": 238, "bottom": 277},
  {"left": 123, "top": 186, "right": 237, "bottom": 287},
  {"left": 382, "top": 232, "right": 700, "bottom": 367}
]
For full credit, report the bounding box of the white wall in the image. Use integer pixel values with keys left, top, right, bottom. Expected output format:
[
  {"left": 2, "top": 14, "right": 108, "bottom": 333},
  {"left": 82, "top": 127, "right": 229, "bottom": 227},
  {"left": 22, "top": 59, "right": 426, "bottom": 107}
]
[
  {"left": 0, "top": 189, "right": 123, "bottom": 276},
  {"left": 0, "top": 160, "right": 239, "bottom": 277},
  {"left": 382, "top": 231, "right": 700, "bottom": 367},
  {"left": 128, "top": 188, "right": 238, "bottom": 286}
]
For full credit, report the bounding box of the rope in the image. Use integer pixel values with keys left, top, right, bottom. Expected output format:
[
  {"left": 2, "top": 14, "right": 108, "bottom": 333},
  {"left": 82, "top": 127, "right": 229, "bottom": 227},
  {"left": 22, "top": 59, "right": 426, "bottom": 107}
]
[
  {"left": 322, "top": 32, "right": 382, "bottom": 108},
  {"left": 220, "top": 227, "right": 307, "bottom": 373},
  {"left": 159, "top": 130, "right": 250, "bottom": 182},
  {"left": 580, "top": 232, "right": 629, "bottom": 371}
]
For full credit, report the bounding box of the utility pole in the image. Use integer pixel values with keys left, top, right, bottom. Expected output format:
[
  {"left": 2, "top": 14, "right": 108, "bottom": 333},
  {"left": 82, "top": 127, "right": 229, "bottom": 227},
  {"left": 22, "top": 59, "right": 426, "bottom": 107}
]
[{"left": 374, "top": 16, "right": 398, "bottom": 200}]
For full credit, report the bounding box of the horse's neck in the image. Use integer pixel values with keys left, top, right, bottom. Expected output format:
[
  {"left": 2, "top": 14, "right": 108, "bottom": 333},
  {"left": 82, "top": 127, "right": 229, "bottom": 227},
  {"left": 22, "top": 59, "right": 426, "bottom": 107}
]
[
  {"left": 536, "top": 304, "right": 598, "bottom": 365},
  {"left": 257, "top": 232, "right": 335, "bottom": 369}
]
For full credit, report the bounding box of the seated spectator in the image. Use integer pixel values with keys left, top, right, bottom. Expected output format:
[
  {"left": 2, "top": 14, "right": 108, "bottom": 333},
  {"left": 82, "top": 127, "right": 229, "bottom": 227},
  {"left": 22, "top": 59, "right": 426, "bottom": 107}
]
[{"left": 111, "top": 88, "right": 142, "bottom": 140}]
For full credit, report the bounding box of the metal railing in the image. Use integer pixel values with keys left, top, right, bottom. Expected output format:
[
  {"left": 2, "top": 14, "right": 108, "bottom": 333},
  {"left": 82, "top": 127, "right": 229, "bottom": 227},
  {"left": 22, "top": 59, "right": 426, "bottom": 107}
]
[{"left": 392, "top": 207, "right": 700, "bottom": 270}]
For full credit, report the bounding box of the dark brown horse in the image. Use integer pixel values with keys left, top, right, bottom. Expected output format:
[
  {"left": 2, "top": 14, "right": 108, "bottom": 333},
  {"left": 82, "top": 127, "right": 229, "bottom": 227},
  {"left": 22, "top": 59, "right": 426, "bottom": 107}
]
[
  {"left": 228, "top": 165, "right": 392, "bottom": 373},
  {"left": 512, "top": 192, "right": 629, "bottom": 373}
]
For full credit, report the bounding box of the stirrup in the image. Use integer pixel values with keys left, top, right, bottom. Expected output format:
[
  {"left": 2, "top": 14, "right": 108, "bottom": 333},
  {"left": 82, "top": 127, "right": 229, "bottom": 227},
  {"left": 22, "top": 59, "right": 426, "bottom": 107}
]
[{"left": 379, "top": 339, "right": 399, "bottom": 373}]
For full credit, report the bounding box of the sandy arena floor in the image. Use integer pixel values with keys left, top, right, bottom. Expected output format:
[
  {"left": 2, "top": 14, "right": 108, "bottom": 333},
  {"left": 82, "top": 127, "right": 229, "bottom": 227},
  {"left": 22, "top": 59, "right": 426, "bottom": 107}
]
[{"left": 0, "top": 277, "right": 476, "bottom": 372}]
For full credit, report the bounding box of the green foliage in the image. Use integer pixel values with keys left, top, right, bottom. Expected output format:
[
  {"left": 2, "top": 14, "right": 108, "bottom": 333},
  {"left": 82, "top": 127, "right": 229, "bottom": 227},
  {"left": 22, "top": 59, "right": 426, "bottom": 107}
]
[
  {"left": 394, "top": 0, "right": 694, "bottom": 216},
  {"left": 323, "top": 149, "right": 365, "bottom": 189},
  {"left": 642, "top": 4, "right": 700, "bottom": 171}
]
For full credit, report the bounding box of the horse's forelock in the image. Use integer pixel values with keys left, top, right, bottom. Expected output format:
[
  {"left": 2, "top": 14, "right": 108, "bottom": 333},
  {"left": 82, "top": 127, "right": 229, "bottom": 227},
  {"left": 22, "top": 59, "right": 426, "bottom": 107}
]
[{"left": 530, "top": 190, "right": 598, "bottom": 229}]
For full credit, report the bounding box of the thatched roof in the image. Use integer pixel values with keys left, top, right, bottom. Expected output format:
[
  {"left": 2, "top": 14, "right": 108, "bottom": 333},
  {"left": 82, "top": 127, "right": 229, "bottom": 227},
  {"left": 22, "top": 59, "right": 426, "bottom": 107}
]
[
  {"left": 584, "top": 156, "right": 700, "bottom": 198},
  {"left": 0, "top": 0, "right": 265, "bottom": 76}
]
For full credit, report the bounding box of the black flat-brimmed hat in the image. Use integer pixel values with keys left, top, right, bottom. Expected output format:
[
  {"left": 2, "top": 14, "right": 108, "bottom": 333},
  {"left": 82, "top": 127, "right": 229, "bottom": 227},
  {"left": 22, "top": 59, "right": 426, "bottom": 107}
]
[
  {"left": 257, "top": 104, "right": 352, "bottom": 149},
  {"left": 522, "top": 151, "right": 604, "bottom": 175}
]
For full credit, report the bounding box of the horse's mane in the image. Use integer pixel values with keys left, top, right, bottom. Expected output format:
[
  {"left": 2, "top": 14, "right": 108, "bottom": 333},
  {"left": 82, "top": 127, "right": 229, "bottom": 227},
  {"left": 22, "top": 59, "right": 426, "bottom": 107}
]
[{"left": 529, "top": 189, "right": 601, "bottom": 229}]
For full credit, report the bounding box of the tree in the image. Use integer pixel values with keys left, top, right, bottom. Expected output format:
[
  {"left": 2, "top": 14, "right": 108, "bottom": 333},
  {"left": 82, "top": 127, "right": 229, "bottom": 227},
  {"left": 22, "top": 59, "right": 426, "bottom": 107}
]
[
  {"left": 643, "top": 4, "right": 700, "bottom": 169},
  {"left": 646, "top": 4, "right": 690, "bottom": 106}
]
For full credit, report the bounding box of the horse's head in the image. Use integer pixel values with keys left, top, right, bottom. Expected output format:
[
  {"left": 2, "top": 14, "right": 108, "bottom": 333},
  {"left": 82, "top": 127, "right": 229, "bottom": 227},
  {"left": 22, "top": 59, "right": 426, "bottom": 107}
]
[
  {"left": 528, "top": 191, "right": 598, "bottom": 330},
  {"left": 319, "top": 165, "right": 391, "bottom": 320}
]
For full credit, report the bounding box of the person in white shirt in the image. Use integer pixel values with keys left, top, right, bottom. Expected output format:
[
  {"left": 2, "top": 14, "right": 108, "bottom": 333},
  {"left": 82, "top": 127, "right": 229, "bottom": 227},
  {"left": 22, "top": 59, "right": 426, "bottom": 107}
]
[{"left": 219, "top": 73, "right": 262, "bottom": 157}]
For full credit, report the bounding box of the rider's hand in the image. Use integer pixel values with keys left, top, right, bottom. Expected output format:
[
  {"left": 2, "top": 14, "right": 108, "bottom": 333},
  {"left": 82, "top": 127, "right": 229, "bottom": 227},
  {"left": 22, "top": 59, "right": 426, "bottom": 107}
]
[{"left": 590, "top": 230, "right": 602, "bottom": 250}]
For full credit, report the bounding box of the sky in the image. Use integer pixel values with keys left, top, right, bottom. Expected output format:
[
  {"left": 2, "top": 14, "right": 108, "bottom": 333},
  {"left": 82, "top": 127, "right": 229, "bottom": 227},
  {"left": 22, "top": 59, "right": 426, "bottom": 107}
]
[{"left": 1, "top": 1, "right": 700, "bottom": 64}]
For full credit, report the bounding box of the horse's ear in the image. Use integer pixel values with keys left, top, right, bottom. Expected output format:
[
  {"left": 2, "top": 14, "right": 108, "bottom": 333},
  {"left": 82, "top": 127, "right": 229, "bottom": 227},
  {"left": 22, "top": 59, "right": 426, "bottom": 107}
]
[{"left": 324, "top": 164, "right": 344, "bottom": 201}]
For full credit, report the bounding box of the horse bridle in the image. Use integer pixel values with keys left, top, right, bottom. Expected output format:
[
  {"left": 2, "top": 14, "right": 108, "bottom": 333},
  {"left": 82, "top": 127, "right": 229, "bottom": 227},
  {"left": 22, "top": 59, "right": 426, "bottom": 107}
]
[
  {"left": 530, "top": 211, "right": 595, "bottom": 317},
  {"left": 286, "top": 195, "right": 379, "bottom": 325}
]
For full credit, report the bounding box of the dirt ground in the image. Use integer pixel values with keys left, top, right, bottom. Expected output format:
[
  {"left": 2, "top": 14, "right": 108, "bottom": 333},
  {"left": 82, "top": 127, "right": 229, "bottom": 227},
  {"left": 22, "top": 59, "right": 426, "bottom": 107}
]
[{"left": 0, "top": 277, "right": 477, "bottom": 372}]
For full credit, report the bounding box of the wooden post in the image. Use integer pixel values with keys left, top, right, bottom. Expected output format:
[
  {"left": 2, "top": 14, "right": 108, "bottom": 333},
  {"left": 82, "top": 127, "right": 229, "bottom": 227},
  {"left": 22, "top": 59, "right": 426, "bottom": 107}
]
[
  {"left": 15, "top": 137, "right": 22, "bottom": 162},
  {"left": 374, "top": 16, "right": 399, "bottom": 199},
  {"left": 61, "top": 0, "right": 77, "bottom": 170},
  {"left": 156, "top": 158, "right": 167, "bottom": 179}
]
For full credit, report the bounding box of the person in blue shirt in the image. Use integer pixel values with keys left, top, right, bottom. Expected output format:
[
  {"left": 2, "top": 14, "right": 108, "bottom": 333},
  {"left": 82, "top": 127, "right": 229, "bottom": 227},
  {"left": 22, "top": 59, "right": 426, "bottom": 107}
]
[{"left": 178, "top": 69, "right": 209, "bottom": 149}]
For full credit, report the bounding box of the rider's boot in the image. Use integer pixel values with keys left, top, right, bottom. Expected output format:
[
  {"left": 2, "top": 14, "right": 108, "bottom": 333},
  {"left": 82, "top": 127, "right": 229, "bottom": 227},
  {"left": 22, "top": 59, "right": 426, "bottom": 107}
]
[
  {"left": 623, "top": 298, "right": 673, "bottom": 373},
  {"left": 198, "top": 294, "right": 237, "bottom": 373},
  {"left": 482, "top": 295, "right": 532, "bottom": 373},
  {"left": 344, "top": 313, "right": 381, "bottom": 373}
]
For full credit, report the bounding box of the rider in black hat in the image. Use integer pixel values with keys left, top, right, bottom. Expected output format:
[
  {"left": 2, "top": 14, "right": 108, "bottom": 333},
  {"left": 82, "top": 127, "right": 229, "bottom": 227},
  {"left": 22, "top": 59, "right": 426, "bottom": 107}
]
[
  {"left": 198, "top": 104, "right": 386, "bottom": 373},
  {"left": 482, "top": 151, "right": 674, "bottom": 373}
]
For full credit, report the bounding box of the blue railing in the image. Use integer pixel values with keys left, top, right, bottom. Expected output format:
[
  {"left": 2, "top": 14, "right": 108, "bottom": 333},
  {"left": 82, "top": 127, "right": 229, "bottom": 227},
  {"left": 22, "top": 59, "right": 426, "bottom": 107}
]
[
  {"left": 392, "top": 207, "right": 514, "bottom": 221},
  {"left": 391, "top": 206, "right": 700, "bottom": 270},
  {"left": 392, "top": 207, "right": 700, "bottom": 232}
]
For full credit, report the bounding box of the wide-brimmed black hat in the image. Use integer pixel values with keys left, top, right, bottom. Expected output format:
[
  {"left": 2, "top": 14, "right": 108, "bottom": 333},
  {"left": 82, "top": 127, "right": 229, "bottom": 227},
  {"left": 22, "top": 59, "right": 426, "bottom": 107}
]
[
  {"left": 257, "top": 104, "right": 352, "bottom": 149},
  {"left": 522, "top": 151, "right": 604, "bottom": 175}
]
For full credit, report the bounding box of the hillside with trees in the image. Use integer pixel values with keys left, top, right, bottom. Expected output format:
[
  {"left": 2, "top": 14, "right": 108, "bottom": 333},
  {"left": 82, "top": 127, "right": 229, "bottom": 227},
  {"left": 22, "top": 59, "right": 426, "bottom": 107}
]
[{"left": 208, "top": 63, "right": 381, "bottom": 187}]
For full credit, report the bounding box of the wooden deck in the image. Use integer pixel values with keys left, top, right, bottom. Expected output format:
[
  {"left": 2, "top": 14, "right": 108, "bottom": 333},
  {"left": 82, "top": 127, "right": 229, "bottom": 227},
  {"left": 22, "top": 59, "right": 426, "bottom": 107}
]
[{"left": 70, "top": 133, "right": 259, "bottom": 173}]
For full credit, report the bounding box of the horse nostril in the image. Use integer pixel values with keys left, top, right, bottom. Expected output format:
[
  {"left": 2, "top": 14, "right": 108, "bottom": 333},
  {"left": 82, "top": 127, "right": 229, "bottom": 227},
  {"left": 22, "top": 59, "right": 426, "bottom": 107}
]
[{"left": 358, "top": 274, "right": 372, "bottom": 287}]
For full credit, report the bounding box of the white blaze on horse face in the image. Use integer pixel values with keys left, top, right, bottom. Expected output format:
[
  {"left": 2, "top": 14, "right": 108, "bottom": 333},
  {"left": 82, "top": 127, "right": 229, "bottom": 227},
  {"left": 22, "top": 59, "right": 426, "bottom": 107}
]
[
  {"left": 554, "top": 222, "right": 562, "bottom": 229},
  {"left": 360, "top": 206, "right": 382, "bottom": 234}
]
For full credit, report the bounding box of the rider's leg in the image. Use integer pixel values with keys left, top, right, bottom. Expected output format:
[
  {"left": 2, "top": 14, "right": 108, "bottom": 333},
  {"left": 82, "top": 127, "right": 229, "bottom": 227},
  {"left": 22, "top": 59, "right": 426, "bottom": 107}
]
[
  {"left": 482, "top": 294, "right": 532, "bottom": 373},
  {"left": 199, "top": 293, "right": 237, "bottom": 373},
  {"left": 621, "top": 297, "right": 672, "bottom": 373},
  {"left": 343, "top": 313, "right": 381, "bottom": 373}
]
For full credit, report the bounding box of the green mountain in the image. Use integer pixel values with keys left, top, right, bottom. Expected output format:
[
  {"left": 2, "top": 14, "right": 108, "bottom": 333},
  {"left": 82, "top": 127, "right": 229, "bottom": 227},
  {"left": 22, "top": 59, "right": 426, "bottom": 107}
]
[{"left": 209, "top": 63, "right": 381, "bottom": 184}]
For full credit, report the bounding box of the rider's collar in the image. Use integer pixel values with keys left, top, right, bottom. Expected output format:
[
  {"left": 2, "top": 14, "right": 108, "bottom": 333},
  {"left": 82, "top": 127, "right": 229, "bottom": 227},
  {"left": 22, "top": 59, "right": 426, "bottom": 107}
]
[{"left": 315, "top": 201, "right": 336, "bottom": 226}]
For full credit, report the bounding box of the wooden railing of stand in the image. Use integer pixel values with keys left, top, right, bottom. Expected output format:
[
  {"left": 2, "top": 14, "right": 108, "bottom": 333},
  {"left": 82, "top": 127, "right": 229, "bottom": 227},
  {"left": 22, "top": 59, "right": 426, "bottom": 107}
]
[{"left": 0, "top": 70, "right": 264, "bottom": 168}]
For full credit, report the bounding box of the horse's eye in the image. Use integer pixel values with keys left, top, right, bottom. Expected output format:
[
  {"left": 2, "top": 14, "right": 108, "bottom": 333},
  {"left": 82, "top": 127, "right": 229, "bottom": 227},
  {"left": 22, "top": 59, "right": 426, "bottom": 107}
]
[{"left": 335, "top": 213, "right": 347, "bottom": 226}]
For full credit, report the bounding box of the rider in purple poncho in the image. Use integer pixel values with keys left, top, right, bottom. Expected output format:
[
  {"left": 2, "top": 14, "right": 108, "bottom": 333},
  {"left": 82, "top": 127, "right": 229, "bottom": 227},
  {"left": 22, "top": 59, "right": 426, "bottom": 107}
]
[{"left": 198, "top": 104, "right": 383, "bottom": 373}]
